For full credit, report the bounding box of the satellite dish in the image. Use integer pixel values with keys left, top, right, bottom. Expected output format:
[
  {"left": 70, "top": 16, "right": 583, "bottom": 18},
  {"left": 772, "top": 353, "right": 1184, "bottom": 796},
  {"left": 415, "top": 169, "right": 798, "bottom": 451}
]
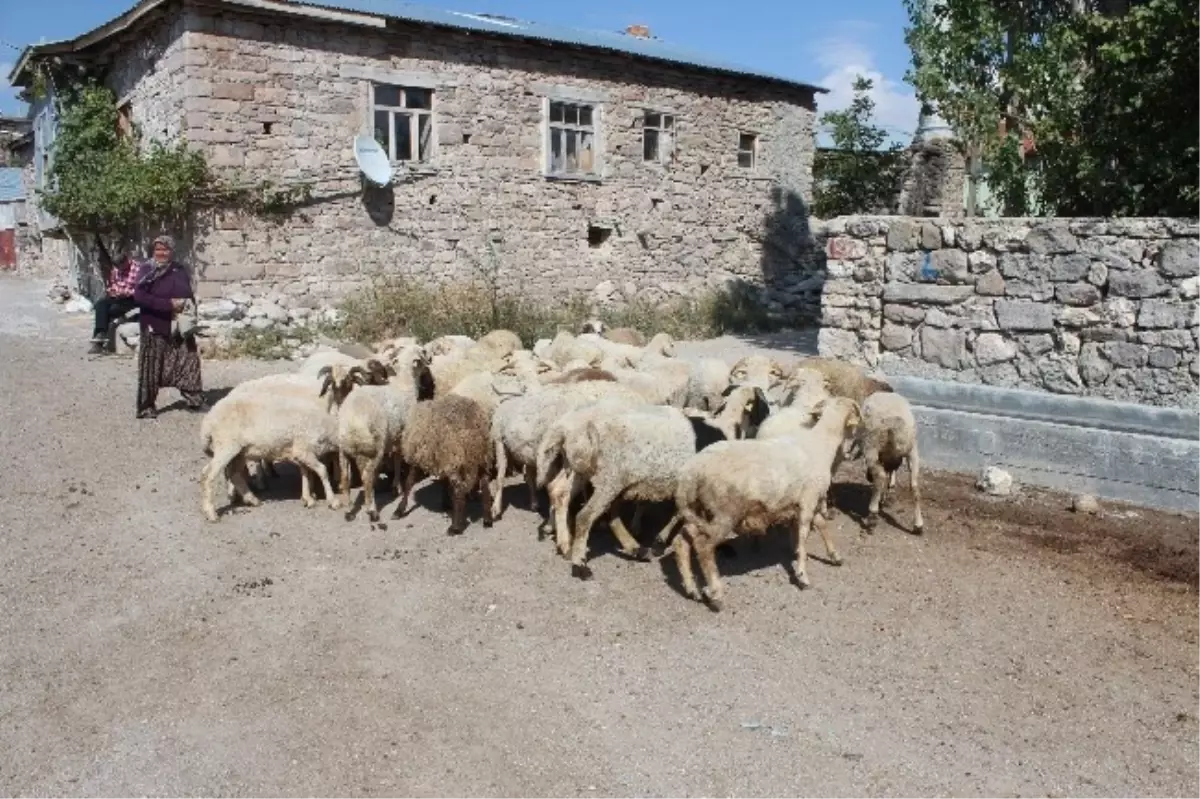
[{"left": 353, "top": 134, "right": 394, "bottom": 186}]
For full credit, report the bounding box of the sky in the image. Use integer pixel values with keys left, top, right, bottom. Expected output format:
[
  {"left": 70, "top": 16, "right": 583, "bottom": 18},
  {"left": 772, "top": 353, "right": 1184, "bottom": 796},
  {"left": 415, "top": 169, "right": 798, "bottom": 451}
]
[{"left": 0, "top": 0, "right": 921, "bottom": 145}]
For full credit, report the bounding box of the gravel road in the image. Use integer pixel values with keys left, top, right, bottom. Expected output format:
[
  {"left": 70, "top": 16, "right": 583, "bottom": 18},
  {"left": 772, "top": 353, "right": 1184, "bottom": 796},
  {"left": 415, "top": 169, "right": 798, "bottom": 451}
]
[{"left": 1, "top": 275, "right": 1196, "bottom": 797}]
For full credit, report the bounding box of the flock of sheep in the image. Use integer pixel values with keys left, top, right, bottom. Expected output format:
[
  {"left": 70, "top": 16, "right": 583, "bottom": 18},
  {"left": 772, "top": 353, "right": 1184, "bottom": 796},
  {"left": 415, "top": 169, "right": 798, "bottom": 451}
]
[{"left": 199, "top": 320, "right": 925, "bottom": 610}]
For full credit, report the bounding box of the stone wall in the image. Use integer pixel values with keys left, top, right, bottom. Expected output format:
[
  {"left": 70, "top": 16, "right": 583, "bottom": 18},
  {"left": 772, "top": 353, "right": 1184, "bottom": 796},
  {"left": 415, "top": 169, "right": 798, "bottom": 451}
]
[
  {"left": 818, "top": 217, "right": 1200, "bottom": 409},
  {"left": 100, "top": 4, "right": 821, "bottom": 335}
]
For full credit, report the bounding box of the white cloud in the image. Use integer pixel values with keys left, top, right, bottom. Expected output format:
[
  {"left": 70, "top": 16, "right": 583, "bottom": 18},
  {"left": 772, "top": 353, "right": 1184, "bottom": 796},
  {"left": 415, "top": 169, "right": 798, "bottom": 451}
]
[{"left": 812, "top": 29, "right": 919, "bottom": 148}]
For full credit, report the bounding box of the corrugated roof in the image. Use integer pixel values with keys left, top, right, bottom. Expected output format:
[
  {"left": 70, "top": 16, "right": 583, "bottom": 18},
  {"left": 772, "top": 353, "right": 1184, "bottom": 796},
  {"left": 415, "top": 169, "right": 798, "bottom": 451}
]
[
  {"left": 294, "top": 0, "right": 825, "bottom": 93},
  {"left": 0, "top": 168, "right": 25, "bottom": 203},
  {"left": 8, "top": 0, "right": 825, "bottom": 95}
]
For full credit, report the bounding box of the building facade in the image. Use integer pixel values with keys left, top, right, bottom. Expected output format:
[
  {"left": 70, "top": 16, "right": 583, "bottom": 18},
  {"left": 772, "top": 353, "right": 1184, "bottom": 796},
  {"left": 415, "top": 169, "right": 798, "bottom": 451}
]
[{"left": 12, "top": 0, "right": 826, "bottom": 322}]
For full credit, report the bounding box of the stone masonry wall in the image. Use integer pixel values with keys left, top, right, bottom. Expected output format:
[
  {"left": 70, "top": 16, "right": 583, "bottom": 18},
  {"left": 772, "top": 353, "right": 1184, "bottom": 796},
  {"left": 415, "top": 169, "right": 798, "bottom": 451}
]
[
  {"left": 818, "top": 216, "right": 1200, "bottom": 409},
  {"left": 122, "top": 4, "right": 821, "bottom": 334}
]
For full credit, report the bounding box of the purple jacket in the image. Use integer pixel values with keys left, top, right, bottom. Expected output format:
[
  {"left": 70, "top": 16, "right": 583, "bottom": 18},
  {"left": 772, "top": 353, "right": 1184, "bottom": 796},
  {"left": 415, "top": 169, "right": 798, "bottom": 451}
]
[{"left": 133, "top": 262, "right": 193, "bottom": 337}]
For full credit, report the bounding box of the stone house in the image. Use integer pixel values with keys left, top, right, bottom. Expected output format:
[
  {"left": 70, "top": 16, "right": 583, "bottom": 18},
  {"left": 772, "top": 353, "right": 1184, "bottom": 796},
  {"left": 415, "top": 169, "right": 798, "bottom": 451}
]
[{"left": 10, "top": 0, "right": 826, "bottom": 329}]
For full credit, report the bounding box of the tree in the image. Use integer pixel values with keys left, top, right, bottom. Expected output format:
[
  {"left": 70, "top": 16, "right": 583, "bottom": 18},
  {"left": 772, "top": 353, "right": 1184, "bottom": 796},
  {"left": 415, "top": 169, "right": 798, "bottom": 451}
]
[
  {"left": 904, "top": 0, "right": 1198, "bottom": 217},
  {"left": 813, "top": 76, "right": 908, "bottom": 217}
]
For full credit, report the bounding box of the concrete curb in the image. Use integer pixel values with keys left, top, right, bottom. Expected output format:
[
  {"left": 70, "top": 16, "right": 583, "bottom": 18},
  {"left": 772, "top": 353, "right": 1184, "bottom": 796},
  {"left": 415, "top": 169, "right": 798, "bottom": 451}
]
[{"left": 887, "top": 377, "right": 1199, "bottom": 514}]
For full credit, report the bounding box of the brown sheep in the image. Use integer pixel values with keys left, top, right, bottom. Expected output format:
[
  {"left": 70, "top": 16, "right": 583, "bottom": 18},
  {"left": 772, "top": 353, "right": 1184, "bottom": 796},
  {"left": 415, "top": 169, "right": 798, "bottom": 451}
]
[
  {"left": 392, "top": 394, "right": 495, "bottom": 535},
  {"left": 791, "top": 356, "right": 892, "bottom": 407},
  {"left": 545, "top": 367, "right": 618, "bottom": 384}
]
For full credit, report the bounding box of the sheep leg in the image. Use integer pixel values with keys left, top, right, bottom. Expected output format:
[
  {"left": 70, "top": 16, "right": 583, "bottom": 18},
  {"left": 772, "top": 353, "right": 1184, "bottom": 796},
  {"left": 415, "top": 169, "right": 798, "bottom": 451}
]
[
  {"left": 791, "top": 506, "right": 817, "bottom": 589},
  {"left": 628, "top": 503, "right": 645, "bottom": 535},
  {"left": 814, "top": 509, "right": 842, "bottom": 566},
  {"left": 203, "top": 448, "right": 245, "bottom": 521},
  {"left": 864, "top": 452, "right": 888, "bottom": 533},
  {"left": 294, "top": 451, "right": 339, "bottom": 511},
  {"left": 447, "top": 482, "right": 468, "bottom": 536},
  {"left": 695, "top": 537, "right": 727, "bottom": 611},
  {"left": 524, "top": 464, "right": 539, "bottom": 515},
  {"left": 347, "top": 454, "right": 382, "bottom": 522},
  {"left": 569, "top": 484, "right": 622, "bottom": 580},
  {"left": 439, "top": 478, "right": 453, "bottom": 512},
  {"left": 608, "top": 507, "right": 651, "bottom": 561},
  {"left": 490, "top": 439, "right": 508, "bottom": 520},
  {"left": 338, "top": 451, "right": 353, "bottom": 503},
  {"left": 390, "top": 453, "right": 404, "bottom": 492},
  {"left": 392, "top": 463, "right": 422, "bottom": 520},
  {"left": 673, "top": 527, "right": 701, "bottom": 601},
  {"left": 478, "top": 473, "right": 495, "bottom": 529},
  {"left": 909, "top": 446, "right": 925, "bottom": 535},
  {"left": 299, "top": 464, "right": 316, "bottom": 508},
  {"left": 653, "top": 512, "right": 681, "bottom": 548},
  {"left": 228, "top": 454, "right": 260, "bottom": 507},
  {"left": 248, "top": 459, "right": 268, "bottom": 492},
  {"left": 547, "top": 469, "right": 580, "bottom": 554}
]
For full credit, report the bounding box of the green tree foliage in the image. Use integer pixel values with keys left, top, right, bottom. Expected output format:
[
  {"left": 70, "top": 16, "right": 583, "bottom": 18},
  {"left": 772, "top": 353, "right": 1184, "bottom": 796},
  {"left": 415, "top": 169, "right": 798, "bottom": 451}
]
[
  {"left": 904, "top": 0, "right": 1199, "bottom": 217},
  {"left": 40, "top": 81, "right": 312, "bottom": 236},
  {"left": 813, "top": 76, "right": 908, "bottom": 217}
]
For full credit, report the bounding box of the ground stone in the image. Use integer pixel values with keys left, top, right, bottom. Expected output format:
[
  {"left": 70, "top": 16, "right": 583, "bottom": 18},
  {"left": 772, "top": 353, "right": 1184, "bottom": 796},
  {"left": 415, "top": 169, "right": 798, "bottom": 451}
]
[{"left": 976, "top": 466, "right": 1014, "bottom": 496}]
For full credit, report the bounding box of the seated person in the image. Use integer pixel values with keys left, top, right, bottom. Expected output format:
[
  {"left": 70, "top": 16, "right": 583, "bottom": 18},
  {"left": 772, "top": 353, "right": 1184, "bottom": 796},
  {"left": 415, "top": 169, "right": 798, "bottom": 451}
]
[{"left": 89, "top": 246, "right": 144, "bottom": 354}]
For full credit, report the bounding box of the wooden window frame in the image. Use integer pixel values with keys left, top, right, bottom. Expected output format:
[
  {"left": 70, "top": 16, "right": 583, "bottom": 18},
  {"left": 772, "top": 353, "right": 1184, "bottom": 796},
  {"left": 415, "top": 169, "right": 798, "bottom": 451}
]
[
  {"left": 737, "top": 131, "right": 758, "bottom": 169},
  {"left": 371, "top": 84, "right": 436, "bottom": 164},
  {"left": 642, "top": 110, "right": 675, "bottom": 164},
  {"left": 544, "top": 98, "right": 601, "bottom": 179}
]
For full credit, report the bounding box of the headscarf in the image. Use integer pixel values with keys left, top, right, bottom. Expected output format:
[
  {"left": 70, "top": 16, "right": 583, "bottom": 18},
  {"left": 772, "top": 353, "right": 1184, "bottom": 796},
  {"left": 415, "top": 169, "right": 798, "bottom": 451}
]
[{"left": 141, "top": 234, "right": 178, "bottom": 285}]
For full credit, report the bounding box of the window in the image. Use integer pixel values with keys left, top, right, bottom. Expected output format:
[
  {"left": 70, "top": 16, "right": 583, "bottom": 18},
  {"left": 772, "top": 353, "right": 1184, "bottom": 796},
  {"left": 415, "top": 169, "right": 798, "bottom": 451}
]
[
  {"left": 643, "top": 111, "right": 674, "bottom": 163},
  {"left": 372, "top": 84, "right": 434, "bottom": 163},
  {"left": 737, "top": 132, "right": 758, "bottom": 169},
  {"left": 547, "top": 100, "right": 597, "bottom": 177}
]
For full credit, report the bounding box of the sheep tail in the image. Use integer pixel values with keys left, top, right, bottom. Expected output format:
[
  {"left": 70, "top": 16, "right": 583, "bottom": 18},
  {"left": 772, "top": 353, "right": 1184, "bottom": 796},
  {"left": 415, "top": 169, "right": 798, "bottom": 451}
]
[{"left": 534, "top": 427, "right": 565, "bottom": 489}]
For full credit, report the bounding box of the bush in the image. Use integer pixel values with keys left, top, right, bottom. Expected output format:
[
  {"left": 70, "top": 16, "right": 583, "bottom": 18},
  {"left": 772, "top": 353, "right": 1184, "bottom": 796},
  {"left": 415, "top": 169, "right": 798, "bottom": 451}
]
[{"left": 336, "top": 276, "right": 788, "bottom": 348}]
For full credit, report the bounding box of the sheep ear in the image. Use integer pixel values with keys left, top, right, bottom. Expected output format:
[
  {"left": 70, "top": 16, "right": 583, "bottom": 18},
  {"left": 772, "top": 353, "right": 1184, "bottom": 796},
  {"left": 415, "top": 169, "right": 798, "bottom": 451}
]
[
  {"left": 319, "top": 375, "right": 334, "bottom": 397},
  {"left": 317, "top": 365, "right": 332, "bottom": 381},
  {"left": 811, "top": 398, "right": 827, "bottom": 417},
  {"left": 346, "top": 366, "right": 368, "bottom": 385},
  {"left": 720, "top": 384, "right": 738, "bottom": 397},
  {"left": 749, "top": 387, "right": 771, "bottom": 427}
]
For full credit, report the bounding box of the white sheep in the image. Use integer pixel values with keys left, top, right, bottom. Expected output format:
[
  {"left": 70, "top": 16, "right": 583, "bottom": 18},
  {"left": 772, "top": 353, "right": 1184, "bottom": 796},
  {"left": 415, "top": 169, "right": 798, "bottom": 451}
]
[
  {"left": 539, "top": 384, "right": 772, "bottom": 578},
  {"left": 335, "top": 346, "right": 436, "bottom": 522},
  {"left": 755, "top": 367, "right": 833, "bottom": 440},
  {"left": 727, "top": 354, "right": 787, "bottom": 401},
  {"left": 684, "top": 357, "right": 734, "bottom": 411},
  {"left": 668, "top": 396, "right": 863, "bottom": 609},
  {"left": 488, "top": 380, "right": 645, "bottom": 522},
  {"left": 854, "top": 391, "right": 925, "bottom": 535}
]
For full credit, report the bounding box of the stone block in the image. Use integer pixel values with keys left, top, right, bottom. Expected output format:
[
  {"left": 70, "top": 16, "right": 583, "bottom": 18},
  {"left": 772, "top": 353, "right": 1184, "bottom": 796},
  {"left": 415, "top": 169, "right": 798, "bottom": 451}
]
[
  {"left": 880, "top": 323, "right": 913, "bottom": 351},
  {"left": 1078, "top": 343, "right": 1111, "bottom": 386},
  {"left": 920, "top": 326, "right": 968, "bottom": 369},
  {"left": 1181, "top": 276, "right": 1200, "bottom": 300},
  {"left": 1100, "top": 341, "right": 1149, "bottom": 368},
  {"left": 1018, "top": 334, "right": 1054, "bottom": 357},
  {"left": 974, "top": 270, "right": 1005, "bottom": 296},
  {"left": 920, "top": 222, "right": 942, "bottom": 250},
  {"left": 827, "top": 236, "right": 868, "bottom": 261},
  {"left": 882, "top": 284, "right": 974, "bottom": 305},
  {"left": 1138, "top": 300, "right": 1182, "bottom": 329},
  {"left": 1158, "top": 239, "right": 1198, "bottom": 278},
  {"left": 1087, "top": 262, "right": 1108, "bottom": 287},
  {"left": 973, "top": 332, "right": 1017, "bottom": 366},
  {"left": 1109, "top": 270, "right": 1168, "bottom": 298},
  {"left": 968, "top": 250, "right": 997, "bottom": 274},
  {"left": 883, "top": 304, "right": 926, "bottom": 324},
  {"left": 817, "top": 328, "right": 863, "bottom": 360},
  {"left": 930, "top": 249, "right": 970, "bottom": 284},
  {"left": 1055, "top": 283, "right": 1101, "bottom": 307},
  {"left": 995, "top": 300, "right": 1054, "bottom": 332},
  {"left": 1149, "top": 347, "right": 1181, "bottom": 369},
  {"left": 886, "top": 219, "right": 920, "bottom": 252},
  {"left": 1025, "top": 223, "right": 1078, "bottom": 254},
  {"left": 204, "top": 259, "right": 265, "bottom": 281},
  {"left": 213, "top": 83, "right": 255, "bottom": 100},
  {"left": 1049, "top": 253, "right": 1091, "bottom": 281}
]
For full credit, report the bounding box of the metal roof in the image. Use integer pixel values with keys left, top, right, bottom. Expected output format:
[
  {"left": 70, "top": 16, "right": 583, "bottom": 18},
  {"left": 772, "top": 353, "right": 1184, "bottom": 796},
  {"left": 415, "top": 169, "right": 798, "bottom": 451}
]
[
  {"left": 0, "top": 168, "right": 25, "bottom": 203},
  {"left": 298, "top": 0, "right": 825, "bottom": 92},
  {"left": 8, "top": 0, "right": 825, "bottom": 95}
]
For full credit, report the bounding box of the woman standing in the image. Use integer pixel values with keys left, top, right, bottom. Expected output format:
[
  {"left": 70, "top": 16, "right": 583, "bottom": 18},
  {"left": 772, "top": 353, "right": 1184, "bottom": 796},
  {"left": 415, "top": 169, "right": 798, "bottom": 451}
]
[{"left": 132, "top": 235, "right": 206, "bottom": 419}]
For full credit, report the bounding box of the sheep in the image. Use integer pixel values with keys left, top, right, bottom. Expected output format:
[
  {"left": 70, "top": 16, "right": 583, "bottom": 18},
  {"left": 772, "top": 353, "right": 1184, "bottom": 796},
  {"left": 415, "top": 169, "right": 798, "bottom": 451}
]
[
  {"left": 425, "top": 334, "right": 475, "bottom": 357},
  {"left": 684, "top": 358, "right": 734, "bottom": 411},
  {"left": 755, "top": 367, "right": 834, "bottom": 440},
  {"left": 545, "top": 367, "right": 618, "bottom": 385},
  {"left": 428, "top": 346, "right": 509, "bottom": 399},
  {"left": 543, "top": 331, "right": 606, "bottom": 369},
  {"left": 475, "top": 329, "right": 523, "bottom": 358},
  {"left": 854, "top": 391, "right": 924, "bottom": 535},
  {"left": 449, "top": 370, "right": 534, "bottom": 417},
  {"left": 296, "top": 348, "right": 369, "bottom": 377},
  {"left": 489, "top": 380, "right": 645, "bottom": 521},
  {"left": 540, "top": 384, "right": 771, "bottom": 578},
  {"left": 200, "top": 392, "right": 345, "bottom": 523},
  {"left": 791, "top": 356, "right": 893, "bottom": 406},
  {"left": 392, "top": 394, "right": 495, "bottom": 535},
  {"left": 608, "top": 365, "right": 687, "bottom": 406},
  {"left": 727, "top": 354, "right": 787, "bottom": 401},
  {"left": 579, "top": 319, "right": 606, "bottom": 335},
  {"left": 605, "top": 327, "right": 647, "bottom": 347},
  {"left": 667, "top": 396, "right": 863, "bottom": 609},
  {"left": 336, "top": 346, "right": 437, "bottom": 522}
]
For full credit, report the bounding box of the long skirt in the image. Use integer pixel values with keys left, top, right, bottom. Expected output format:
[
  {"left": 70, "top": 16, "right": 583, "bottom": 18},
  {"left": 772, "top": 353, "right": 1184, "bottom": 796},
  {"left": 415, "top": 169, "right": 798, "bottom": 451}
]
[{"left": 137, "top": 331, "right": 204, "bottom": 414}]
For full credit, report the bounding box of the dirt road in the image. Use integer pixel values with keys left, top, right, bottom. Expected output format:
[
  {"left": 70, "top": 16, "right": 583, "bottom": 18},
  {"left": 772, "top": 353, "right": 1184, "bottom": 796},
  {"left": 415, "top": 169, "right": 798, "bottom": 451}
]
[{"left": 1, "top": 275, "right": 1196, "bottom": 797}]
